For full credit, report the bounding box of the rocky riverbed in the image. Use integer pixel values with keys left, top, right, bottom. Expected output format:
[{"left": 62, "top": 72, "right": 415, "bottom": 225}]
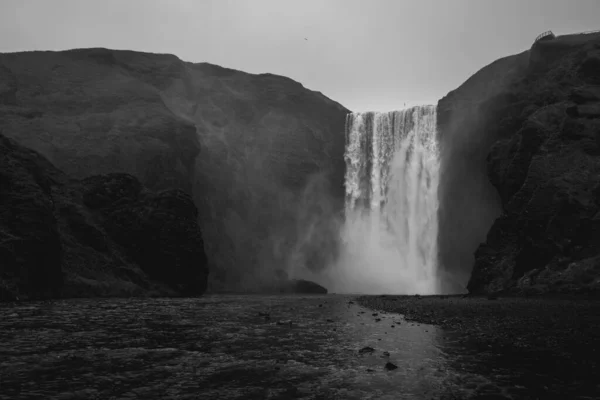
[
  {"left": 1, "top": 294, "right": 598, "bottom": 399},
  {"left": 358, "top": 294, "right": 600, "bottom": 399}
]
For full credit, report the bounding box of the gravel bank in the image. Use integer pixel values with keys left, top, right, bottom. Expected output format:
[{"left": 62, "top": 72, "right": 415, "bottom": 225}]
[{"left": 357, "top": 294, "right": 600, "bottom": 397}]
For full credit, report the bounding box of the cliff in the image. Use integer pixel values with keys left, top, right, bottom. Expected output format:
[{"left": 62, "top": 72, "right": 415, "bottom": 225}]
[
  {"left": 436, "top": 48, "right": 530, "bottom": 293},
  {"left": 0, "top": 48, "right": 349, "bottom": 291},
  {"left": 0, "top": 133, "right": 208, "bottom": 301},
  {"left": 439, "top": 32, "right": 600, "bottom": 294}
]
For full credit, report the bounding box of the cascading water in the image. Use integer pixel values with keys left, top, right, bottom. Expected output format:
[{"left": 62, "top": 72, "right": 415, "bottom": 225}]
[{"left": 328, "top": 106, "right": 440, "bottom": 294}]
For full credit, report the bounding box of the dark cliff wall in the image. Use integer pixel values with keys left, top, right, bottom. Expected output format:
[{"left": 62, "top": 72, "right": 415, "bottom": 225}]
[
  {"left": 470, "top": 33, "right": 600, "bottom": 294},
  {"left": 438, "top": 32, "right": 600, "bottom": 294},
  {"left": 0, "top": 134, "right": 208, "bottom": 301},
  {"left": 436, "top": 50, "right": 530, "bottom": 293},
  {"left": 0, "top": 49, "right": 349, "bottom": 291}
]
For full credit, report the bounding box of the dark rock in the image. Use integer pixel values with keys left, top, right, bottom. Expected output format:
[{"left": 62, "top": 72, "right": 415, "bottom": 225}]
[
  {"left": 566, "top": 105, "right": 579, "bottom": 117},
  {"left": 83, "top": 175, "right": 208, "bottom": 295},
  {"left": 569, "top": 86, "right": 600, "bottom": 103},
  {"left": 436, "top": 49, "right": 530, "bottom": 294},
  {"left": 82, "top": 174, "right": 143, "bottom": 210},
  {"left": 437, "top": 35, "right": 600, "bottom": 294},
  {"left": 578, "top": 52, "right": 600, "bottom": 83},
  {"left": 275, "top": 279, "right": 328, "bottom": 294},
  {"left": 61, "top": 205, "right": 108, "bottom": 252},
  {"left": 575, "top": 103, "right": 600, "bottom": 118},
  {"left": 0, "top": 280, "right": 18, "bottom": 302},
  {"left": 560, "top": 118, "right": 588, "bottom": 140},
  {"left": 358, "top": 346, "right": 375, "bottom": 355},
  {"left": 465, "top": 33, "right": 600, "bottom": 294},
  {"left": 0, "top": 134, "right": 64, "bottom": 300},
  {"left": 288, "top": 279, "right": 328, "bottom": 294},
  {"left": 0, "top": 133, "right": 208, "bottom": 301},
  {"left": 384, "top": 362, "right": 398, "bottom": 371},
  {"left": 487, "top": 121, "right": 547, "bottom": 209}
]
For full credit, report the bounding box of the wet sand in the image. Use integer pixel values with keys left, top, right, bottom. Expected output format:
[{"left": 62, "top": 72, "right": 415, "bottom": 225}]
[{"left": 357, "top": 294, "right": 600, "bottom": 398}]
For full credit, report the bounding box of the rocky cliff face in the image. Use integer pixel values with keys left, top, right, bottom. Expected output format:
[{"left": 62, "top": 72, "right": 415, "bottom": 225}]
[
  {"left": 0, "top": 49, "right": 349, "bottom": 291},
  {"left": 440, "top": 32, "right": 600, "bottom": 294},
  {"left": 436, "top": 49, "right": 530, "bottom": 293},
  {"left": 0, "top": 133, "right": 208, "bottom": 301},
  {"left": 0, "top": 134, "right": 64, "bottom": 300}
]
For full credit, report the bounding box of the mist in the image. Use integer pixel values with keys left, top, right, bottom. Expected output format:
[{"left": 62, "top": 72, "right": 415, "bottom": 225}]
[
  {"left": 284, "top": 172, "right": 343, "bottom": 279},
  {"left": 435, "top": 53, "right": 529, "bottom": 293}
]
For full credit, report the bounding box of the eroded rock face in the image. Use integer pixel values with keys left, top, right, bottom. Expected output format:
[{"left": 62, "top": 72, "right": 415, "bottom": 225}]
[
  {"left": 82, "top": 174, "right": 209, "bottom": 296},
  {"left": 436, "top": 50, "right": 531, "bottom": 293},
  {"left": 0, "top": 134, "right": 64, "bottom": 300},
  {"left": 0, "top": 134, "right": 208, "bottom": 300},
  {"left": 0, "top": 48, "right": 348, "bottom": 290},
  {"left": 466, "top": 33, "right": 600, "bottom": 294}
]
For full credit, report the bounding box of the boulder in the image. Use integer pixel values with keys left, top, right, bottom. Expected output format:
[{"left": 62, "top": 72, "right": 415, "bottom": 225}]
[{"left": 284, "top": 279, "right": 328, "bottom": 294}]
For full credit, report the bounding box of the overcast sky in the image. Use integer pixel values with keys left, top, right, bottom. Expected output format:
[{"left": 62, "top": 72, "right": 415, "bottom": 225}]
[{"left": 1, "top": 0, "right": 598, "bottom": 111}]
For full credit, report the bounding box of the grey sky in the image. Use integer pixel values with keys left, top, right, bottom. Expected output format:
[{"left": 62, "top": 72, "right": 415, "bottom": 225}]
[{"left": 1, "top": 0, "right": 598, "bottom": 111}]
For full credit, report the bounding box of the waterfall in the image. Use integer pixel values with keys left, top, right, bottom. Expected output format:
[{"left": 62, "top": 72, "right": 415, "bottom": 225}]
[{"left": 330, "top": 106, "right": 440, "bottom": 294}]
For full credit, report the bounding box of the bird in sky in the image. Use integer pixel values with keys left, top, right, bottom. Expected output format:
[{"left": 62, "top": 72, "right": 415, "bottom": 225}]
[{"left": 304, "top": 38, "right": 308, "bottom": 41}]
